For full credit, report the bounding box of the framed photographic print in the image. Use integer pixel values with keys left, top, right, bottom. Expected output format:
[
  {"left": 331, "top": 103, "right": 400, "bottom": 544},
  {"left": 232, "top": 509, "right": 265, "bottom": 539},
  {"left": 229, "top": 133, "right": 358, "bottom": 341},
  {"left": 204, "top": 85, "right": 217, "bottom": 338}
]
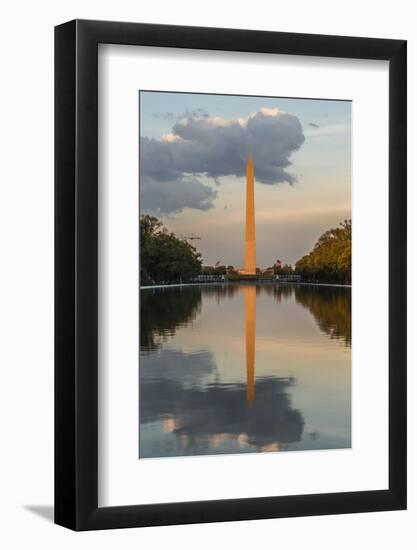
[{"left": 55, "top": 20, "right": 406, "bottom": 530}]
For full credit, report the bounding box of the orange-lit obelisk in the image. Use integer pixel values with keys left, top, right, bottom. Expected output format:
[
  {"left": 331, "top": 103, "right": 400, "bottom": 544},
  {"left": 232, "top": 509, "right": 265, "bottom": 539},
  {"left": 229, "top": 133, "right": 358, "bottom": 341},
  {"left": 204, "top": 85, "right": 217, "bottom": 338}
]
[
  {"left": 244, "top": 285, "right": 256, "bottom": 407},
  {"left": 244, "top": 155, "right": 256, "bottom": 275}
]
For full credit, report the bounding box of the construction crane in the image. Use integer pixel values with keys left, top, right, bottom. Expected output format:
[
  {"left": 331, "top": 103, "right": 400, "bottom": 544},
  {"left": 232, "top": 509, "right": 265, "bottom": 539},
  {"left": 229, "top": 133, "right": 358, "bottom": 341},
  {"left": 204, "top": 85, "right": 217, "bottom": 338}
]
[{"left": 181, "top": 234, "right": 202, "bottom": 243}]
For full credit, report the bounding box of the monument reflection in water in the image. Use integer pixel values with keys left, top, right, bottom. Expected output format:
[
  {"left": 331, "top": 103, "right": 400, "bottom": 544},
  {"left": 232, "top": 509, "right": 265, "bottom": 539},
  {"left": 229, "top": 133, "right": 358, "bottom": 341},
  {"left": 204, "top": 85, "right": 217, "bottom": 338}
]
[{"left": 139, "top": 284, "right": 351, "bottom": 458}]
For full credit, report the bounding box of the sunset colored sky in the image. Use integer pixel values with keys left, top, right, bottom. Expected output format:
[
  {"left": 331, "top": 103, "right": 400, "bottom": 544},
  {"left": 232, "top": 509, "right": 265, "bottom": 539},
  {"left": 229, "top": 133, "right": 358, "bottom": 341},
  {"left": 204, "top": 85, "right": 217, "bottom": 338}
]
[{"left": 139, "top": 91, "right": 351, "bottom": 267}]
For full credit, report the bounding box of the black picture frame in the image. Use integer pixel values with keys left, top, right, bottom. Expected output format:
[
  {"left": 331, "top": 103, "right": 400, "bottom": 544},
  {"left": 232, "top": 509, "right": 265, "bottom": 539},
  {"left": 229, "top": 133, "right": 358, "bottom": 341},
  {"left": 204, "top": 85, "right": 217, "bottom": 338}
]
[{"left": 55, "top": 19, "right": 407, "bottom": 531}]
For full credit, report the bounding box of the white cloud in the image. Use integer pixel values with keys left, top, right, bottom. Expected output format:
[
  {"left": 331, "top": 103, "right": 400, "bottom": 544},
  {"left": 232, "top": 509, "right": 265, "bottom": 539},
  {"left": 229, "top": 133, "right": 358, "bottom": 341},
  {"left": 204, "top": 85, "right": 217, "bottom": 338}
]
[{"left": 140, "top": 107, "right": 305, "bottom": 214}]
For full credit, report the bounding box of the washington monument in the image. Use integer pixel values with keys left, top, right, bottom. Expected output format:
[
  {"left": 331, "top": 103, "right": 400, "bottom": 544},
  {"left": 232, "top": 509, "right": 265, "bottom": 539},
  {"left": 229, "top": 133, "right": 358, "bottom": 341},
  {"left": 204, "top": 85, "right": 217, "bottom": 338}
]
[{"left": 243, "top": 155, "right": 256, "bottom": 275}]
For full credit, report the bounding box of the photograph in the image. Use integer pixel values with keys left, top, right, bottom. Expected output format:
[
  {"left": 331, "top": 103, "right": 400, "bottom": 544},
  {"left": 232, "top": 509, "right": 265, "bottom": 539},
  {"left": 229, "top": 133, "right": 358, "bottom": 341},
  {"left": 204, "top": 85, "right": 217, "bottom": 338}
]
[{"left": 139, "top": 91, "right": 352, "bottom": 459}]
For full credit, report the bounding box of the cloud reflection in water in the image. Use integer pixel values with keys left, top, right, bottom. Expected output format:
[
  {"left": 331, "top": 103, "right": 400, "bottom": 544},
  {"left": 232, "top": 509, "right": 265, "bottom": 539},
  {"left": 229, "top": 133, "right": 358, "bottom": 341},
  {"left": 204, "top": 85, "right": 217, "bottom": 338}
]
[{"left": 140, "top": 374, "right": 303, "bottom": 457}]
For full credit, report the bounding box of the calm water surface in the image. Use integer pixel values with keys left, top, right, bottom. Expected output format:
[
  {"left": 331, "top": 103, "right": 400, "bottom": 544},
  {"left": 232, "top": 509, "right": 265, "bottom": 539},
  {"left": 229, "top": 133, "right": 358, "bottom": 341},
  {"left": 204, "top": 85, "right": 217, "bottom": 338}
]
[{"left": 139, "top": 284, "right": 351, "bottom": 458}]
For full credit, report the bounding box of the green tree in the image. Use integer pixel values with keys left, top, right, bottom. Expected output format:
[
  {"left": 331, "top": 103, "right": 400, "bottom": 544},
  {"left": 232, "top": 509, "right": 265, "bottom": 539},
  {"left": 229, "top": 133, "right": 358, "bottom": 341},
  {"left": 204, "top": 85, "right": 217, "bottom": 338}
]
[
  {"left": 140, "top": 215, "right": 163, "bottom": 284},
  {"left": 214, "top": 265, "right": 227, "bottom": 276},
  {"left": 295, "top": 220, "right": 351, "bottom": 284},
  {"left": 140, "top": 215, "right": 202, "bottom": 284}
]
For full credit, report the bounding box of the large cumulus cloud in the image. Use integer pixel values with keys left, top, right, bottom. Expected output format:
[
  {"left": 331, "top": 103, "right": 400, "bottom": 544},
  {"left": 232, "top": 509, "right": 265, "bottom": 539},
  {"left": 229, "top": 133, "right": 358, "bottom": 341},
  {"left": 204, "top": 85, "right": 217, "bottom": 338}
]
[{"left": 140, "top": 107, "right": 305, "bottom": 214}]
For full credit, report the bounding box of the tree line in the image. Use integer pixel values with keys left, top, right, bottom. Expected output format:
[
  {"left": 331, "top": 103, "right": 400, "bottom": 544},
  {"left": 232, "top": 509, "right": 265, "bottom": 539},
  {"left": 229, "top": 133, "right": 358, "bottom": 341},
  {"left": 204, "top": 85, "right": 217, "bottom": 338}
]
[
  {"left": 140, "top": 215, "right": 351, "bottom": 285},
  {"left": 294, "top": 220, "right": 351, "bottom": 284}
]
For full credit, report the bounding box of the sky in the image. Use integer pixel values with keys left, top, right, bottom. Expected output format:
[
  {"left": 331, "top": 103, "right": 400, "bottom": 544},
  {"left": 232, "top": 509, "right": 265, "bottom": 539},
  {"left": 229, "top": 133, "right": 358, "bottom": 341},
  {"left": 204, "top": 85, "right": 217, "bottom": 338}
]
[{"left": 139, "top": 91, "right": 351, "bottom": 267}]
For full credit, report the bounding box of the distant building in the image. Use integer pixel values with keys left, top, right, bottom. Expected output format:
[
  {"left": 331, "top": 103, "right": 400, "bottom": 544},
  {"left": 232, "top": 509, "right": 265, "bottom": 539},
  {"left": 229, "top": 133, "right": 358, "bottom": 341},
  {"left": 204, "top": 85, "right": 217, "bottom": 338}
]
[{"left": 195, "top": 274, "right": 224, "bottom": 283}]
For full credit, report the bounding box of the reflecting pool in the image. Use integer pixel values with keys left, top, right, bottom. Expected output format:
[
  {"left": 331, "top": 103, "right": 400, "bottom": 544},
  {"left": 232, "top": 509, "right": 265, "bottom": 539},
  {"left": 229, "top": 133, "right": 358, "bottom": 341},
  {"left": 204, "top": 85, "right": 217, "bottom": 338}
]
[{"left": 139, "top": 283, "right": 351, "bottom": 458}]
